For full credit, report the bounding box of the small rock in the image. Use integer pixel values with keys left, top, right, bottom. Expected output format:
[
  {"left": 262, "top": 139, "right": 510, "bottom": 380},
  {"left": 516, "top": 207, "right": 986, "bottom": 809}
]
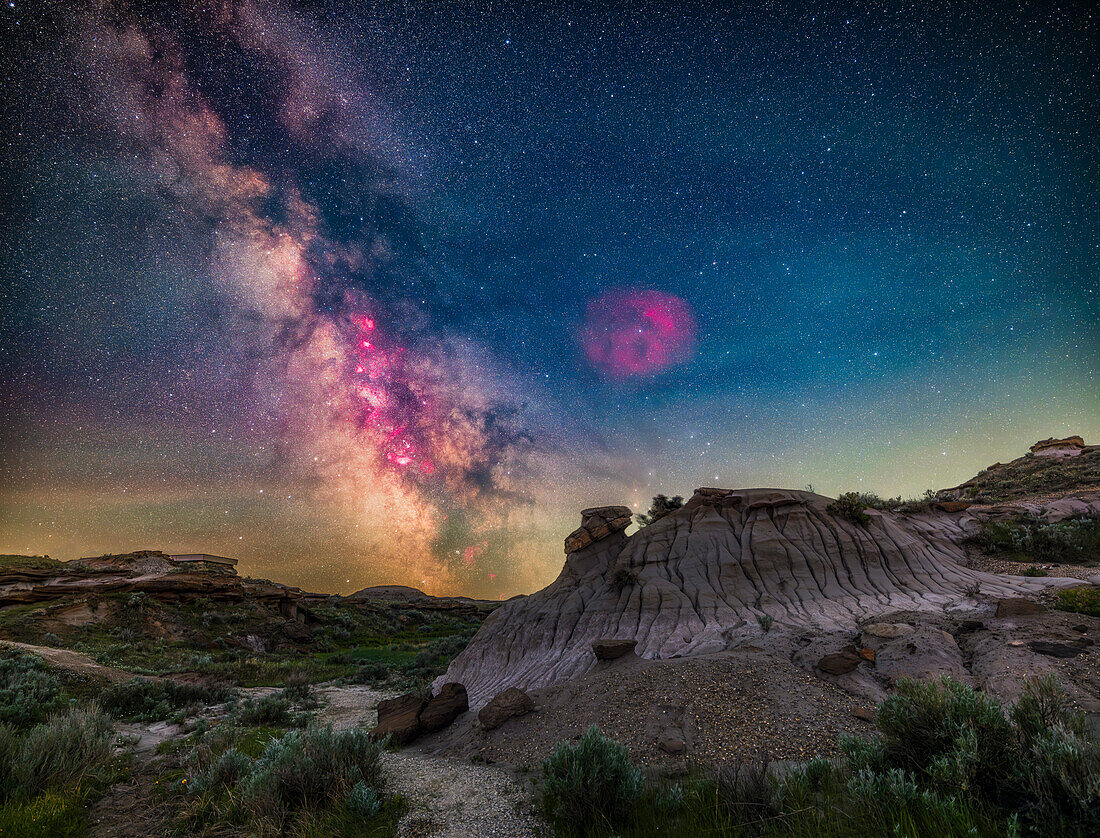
[
  {"left": 1008, "top": 639, "right": 1026, "bottom": 647},
  {"left": 419, "top": 683, "right": 468, "bottom": 733},
  {"left": 592, "top": 638, "right": 637, "bottom": 660},
  {"left": 862, "top": 623, "right": 915, "bottom": 639},
  {"left": 657, "top": 727, "right": 686, "bottom": 755},
  {"left": 852, "top": 706, "right": 876, "bottom": 722},
  {"left": 995, "top": 598, "right": 1045, "bottom": 618},
  {"left": 858, "top": 647, "right": 876, "bottom": 662},
  {"left": 478, "top": 687, "right": 535, "bottom": 730}
]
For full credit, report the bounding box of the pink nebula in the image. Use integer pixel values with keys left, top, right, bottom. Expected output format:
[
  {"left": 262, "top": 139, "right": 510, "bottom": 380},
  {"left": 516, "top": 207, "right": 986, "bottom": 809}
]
[{"left": 579, "top": 290, "right": 698, "bottom": 379}]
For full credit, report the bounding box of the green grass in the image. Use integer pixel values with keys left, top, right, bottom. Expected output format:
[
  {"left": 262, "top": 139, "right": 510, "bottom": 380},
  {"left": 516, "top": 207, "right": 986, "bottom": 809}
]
[{"left": 1057, "top": 586, "right": 1100, "bottom": 617}]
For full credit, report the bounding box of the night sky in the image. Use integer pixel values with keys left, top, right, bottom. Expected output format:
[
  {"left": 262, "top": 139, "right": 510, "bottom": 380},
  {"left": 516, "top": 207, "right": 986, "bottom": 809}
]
[{"left": 2, "top": 1, "right": 1097, "bottom": 597}]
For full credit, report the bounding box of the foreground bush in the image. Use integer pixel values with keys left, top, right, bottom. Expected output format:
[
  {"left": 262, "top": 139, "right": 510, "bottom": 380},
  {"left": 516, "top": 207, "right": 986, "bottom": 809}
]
[
  {"left": 539, "top": 677, "right": 1099, "bottom": 837},
  {"left": 540, "top": 725, "right": 644, "bottom": 835},
  {"left": 843, "top": 676, "right": 1098, "bottom": 835},
  {"left": 0, "top": 650, "right": 65, "bottom": 728},
  {"left": 184, "top": 722, "right": 395, "bottom": 835},
  {"left": 0, "top": 706, "right": 120, "bottom": 836},
  {"left": 101, "top": 677, "right": 233, "bottom": 722}
]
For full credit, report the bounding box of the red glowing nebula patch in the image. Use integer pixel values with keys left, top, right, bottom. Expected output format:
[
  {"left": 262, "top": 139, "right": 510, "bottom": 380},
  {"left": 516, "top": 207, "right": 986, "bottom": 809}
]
[{"left": 579, "top": 289, "right": 698, "bottom": 379}]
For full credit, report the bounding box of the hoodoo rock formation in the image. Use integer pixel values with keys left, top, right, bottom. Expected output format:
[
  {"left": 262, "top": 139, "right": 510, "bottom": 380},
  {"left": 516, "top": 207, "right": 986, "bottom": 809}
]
[{"left": 441, "top": 487, "right": 1099, "bottom": 709}]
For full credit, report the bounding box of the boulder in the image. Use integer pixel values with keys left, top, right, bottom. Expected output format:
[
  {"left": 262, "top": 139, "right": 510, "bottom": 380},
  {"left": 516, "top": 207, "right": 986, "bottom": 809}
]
[
  {"left": 817, "top": 649, "right": 862, "bottom": 675},
  {"left": 934, "top": 501, "right": 972, "bottom": 513},
  {"left": 995, "top": 598, "right": 1045, "bottom": 618},
  {"left": 419, "top": 683, "right": 468, "bottom": 733},
  {"left": 593, "top": 639, "right": 637, "bottom": 660},
  {"left": 372, "top": 693, "right": 426, "bottom": 744},
  {"left": 564, "top": 506, "right": 633, "bottom": 553},
  {"left": 478, "top": 687, "right": 535, "bottom": 730}
]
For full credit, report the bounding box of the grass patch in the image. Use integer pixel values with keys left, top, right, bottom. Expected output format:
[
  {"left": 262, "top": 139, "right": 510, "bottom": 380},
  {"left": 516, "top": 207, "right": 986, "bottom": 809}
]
[{"left": 1057, "top": 586, "right": 1100, "bottom": 618}]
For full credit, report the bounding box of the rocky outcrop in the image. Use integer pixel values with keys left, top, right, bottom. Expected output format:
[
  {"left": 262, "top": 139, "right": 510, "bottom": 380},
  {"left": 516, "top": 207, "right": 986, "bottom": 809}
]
[
  {"left": 1030, "top": 436, "right": 1086, "bottom": 457},
  {"left": 478, "top": 687, "right": 535, "bottom": 730},
  {"left": 564, "top": 507, "right": 633, "bottom": 553},
  {"left": 0, "top": 551, "right": 308, "bottom": 611},
  {"left": 593, "top": 639, "right": 636, "bottom": 660},
  {"left": 439, "top": 488, "right": 1088, "bottom": 708}
]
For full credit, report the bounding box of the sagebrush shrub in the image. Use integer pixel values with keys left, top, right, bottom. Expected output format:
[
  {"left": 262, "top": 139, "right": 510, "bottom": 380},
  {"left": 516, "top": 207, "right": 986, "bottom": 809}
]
[
  {"left": 540, "top": 725, "right": 644, "bottom": 835},
  {"left": 0, "top": 652, "right": 64, "bottom": 728},
  {"left": 4, "top": 707, "right": 114, "bottom": 800},
  {"left": 101, "top": 677, "right": 231, "bottom": 722},
  {"left": 238, "top": 725, "right": 384, "bottom": 818},
  {"left": 826, "top": 492, "right": 874, "bottom": 526}
]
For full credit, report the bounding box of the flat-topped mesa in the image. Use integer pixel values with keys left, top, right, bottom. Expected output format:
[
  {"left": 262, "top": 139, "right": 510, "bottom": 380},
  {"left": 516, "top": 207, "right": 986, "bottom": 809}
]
[
  {"left": 438, "top": 485, "right": 1086, "bottom": 709},
  {"left": 563, "top": 506, "right": 633, "bottom": 553}
]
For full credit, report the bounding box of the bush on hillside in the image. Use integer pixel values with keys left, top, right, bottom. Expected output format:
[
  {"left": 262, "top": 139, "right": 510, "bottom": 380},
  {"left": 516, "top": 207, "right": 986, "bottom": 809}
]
[
  {"left": 826, "top": 492, "right": 875, "bottom": 526},
  {"left": 635, "top": 495, "right": 684, "bottom": 527}
]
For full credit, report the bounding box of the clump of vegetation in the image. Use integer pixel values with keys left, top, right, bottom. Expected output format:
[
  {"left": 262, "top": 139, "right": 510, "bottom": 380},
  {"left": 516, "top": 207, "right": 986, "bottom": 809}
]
[
  {"left": 0, "top": 706, "right": 122, "bottom": 836},
  {"left": 1057, "top": 586, "right": 1100, "bottom": 618},
  {"left": 182, "top": 723, "right": 398, "bottom": 835},
  {"left": 0, "top": 650, "right": 65, "bottom": 728},
  {"left": 968, "top": 515, "right": 1100, "bottom": 564},
  {"left": 101, "top": 677, "right": 234, "bottom": 722},
  {"left": 756, "top": 613, "right": 774, "bottom": 632},
  {"left": 1021, "top": 565, "right": 1049, "bottom": 577},
  {"left": 635, "top": 495, "right": 684, "bottom": 527},
  {"left": 825, "top": 492, "right": 875, "bottom": 526},
  {"left": 540, "top": 726, "right": 644, "bottom": 835},
  {"left": 538, "top": 677, "right": 1099, "bottom": 837}
]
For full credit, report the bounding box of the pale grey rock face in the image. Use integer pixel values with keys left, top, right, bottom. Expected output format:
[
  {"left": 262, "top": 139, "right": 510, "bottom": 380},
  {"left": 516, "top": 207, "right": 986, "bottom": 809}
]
[{"left": 440, "top": 488, "right": 1093, "bottom": 709}]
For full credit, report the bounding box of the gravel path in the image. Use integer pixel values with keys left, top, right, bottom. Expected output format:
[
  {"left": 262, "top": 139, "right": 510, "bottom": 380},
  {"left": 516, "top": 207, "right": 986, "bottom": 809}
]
[{"left": 380, "top": 751, "right": 546, "bottom": 837}]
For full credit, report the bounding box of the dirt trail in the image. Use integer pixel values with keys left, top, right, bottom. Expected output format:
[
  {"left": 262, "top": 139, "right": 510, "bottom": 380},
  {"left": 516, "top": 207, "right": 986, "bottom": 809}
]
[{"left": 0, "top": 639, "right": 134, "bottom": 682}]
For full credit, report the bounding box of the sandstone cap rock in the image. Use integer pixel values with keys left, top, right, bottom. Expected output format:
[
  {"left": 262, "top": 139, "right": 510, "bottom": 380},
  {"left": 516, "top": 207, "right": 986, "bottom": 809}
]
[{"left": 564, "top": 506, "right": 632, "bottom": 553}]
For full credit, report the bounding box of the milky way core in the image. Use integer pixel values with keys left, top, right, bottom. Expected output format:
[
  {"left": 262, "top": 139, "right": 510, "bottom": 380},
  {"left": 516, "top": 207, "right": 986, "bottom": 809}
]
[{"left": 580, "top": 290, "right": 698, "bottom": 379}]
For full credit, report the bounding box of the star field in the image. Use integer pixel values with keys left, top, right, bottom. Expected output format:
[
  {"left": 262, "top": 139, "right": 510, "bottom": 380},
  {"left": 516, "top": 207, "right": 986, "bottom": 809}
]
[{"left": 1, "top": 1, "right": 1097, "bottom": 596}]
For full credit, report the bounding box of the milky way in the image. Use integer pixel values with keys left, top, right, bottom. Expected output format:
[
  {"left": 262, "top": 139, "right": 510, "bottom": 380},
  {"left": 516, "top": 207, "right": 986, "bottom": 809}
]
[{"left": 2, "top": 1, "right": 1097, "bottom": 596}]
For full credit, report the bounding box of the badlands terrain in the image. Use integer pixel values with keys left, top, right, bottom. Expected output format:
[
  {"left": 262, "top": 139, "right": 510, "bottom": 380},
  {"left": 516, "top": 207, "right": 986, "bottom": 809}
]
[{"left": 1, "top": 436, "right": 1098, "bottom": 836}]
